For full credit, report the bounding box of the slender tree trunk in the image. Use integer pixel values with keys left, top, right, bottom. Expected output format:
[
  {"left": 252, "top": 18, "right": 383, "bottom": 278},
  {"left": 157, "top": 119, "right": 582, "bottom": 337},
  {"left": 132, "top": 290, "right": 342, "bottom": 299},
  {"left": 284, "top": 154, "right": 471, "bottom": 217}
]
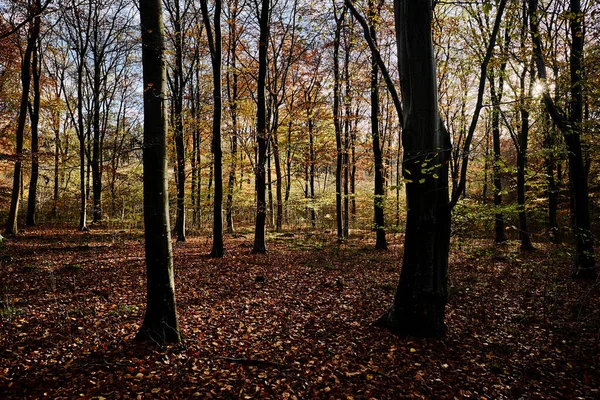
[
  {"left": 377, "top": 0, "right": 450, "bottom": 337},
  {"left": 225, "top": 0, "right": 239, "bottom": 234},
  {"left": 309, "top": 118, "right": 316, "bottom": 228},
  {"left": 172, "top": 0, "right": 186, "bottom": 242},
  {"left": 26, "top": 32, "right": 41, "bottom": 227},
  {"left": 253, "top": 0, "right": 269, "bottom": 253},
  {"left": 489, "top": 70, "right": 507, "bottom": 243},
  {"left": 273, "top": 130, "right": 283, "bottom": 232},
  {"left": 543, "top": 112, "right": 558, "bottom": 241},
  {"left": 190, "top": 80, "right": 198, "bottom": 227},
  {"left": 6, "top": 2, "right": 40, "bottom": 235},
  {"left": 136, "top": 0, "right": 181, "bottom": 344},
  {"left": 91, "top": 28, "right": 103, "bottom": 224},
  {"left": 343, "top": 38, "right": 350, "bottom": 238},
  {"left": 200, "top": 0, "right": 224, "bottom": 257},
  {"left": 333, "top": 4, "right": 346, "bottom": 241},
  {"left": 369, "top": 0, "right": 387, "bottom": 250},
  {"left": 529, "top": 0, "right": 596, "bottom": 278},
  {"left": 52, "top": 110, "right": 60, "bottom": 218},
  {"left": 267, "top": 144, "right": 274, "bottom": 227}
]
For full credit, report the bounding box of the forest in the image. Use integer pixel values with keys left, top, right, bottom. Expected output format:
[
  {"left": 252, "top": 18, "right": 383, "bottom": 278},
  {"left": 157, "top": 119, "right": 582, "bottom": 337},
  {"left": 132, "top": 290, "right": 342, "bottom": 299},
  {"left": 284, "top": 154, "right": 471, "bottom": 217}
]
[{"left": 1, "top": 0, "right": 599, "bottom": 397}]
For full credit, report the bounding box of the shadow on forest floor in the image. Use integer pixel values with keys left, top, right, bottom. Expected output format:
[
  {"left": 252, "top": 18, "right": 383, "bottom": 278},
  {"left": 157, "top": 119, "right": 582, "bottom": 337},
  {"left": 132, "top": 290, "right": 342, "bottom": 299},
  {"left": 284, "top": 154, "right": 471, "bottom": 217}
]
[{"left": 1, "top": 227, "right": 599, "bottom": 398}]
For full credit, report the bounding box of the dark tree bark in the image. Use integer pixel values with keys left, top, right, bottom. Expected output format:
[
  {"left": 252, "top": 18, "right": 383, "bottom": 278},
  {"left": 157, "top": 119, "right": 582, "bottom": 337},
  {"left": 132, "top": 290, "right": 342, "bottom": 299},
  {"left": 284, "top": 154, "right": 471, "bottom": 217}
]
[
  {"left": 91, "top": 17, "right": 103, "bottom": 224},
  {"left": 543, "top": 111, "right": 559, "bottom": 241},
  {"left": 376, "top": 0, "right": 450, "bottom": 337},
  {"left": 253, "top": 0, "right": 270, "bottom": 253},
  {"left": 343, "top": 27, "right": 351, "bottom": 238},
  {"left": 62, "top": 0, "right": 92, "bottom": 231},
  {"left": 333, "top": 3, "right": 346, "bottom": 242},
  {"left": 225, "top": 0, "right": 240, "bottom": 234},
  {"left": 136, "top": 0, "right": 181, "bottom": 344},
  {"left": 368, "top": 0, "right": 387, "bottom": 250},
  {"left": 200, "top": 0, "right": 224, "bottom": 257},
  {"left": 488, "top": 69, "right": 507, "bottom": 243},
  {"left": 26, "top": 30, "right": 41, "bottom": 227},
  {"left": 5, "top": 0, "right": 40, "bottom": 235},
  {"left": 513, "top": 5, "right": 534, "bottom": 251},
  {"left": 529, "top": 0, "right": 596, "bottom": 279},
  {"left": 165, "top": 0, "right": 187, "bottom": 242}
]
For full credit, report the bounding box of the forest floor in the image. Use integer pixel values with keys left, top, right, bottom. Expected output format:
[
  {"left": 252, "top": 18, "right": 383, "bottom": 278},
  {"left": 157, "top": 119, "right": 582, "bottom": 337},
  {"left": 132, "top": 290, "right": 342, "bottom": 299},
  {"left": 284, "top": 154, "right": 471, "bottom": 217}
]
[{"left": 0, "top": 226, "right": 599, "bottom": 399}]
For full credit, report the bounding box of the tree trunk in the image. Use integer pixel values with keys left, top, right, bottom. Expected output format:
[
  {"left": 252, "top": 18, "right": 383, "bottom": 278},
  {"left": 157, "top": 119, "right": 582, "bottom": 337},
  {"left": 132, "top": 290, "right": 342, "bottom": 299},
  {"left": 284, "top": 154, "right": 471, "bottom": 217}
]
[
  {"left": 377, "top": 0, "right": 450, "bottom": 337},
  {"left": 137, "top": 0, "right": 181, "bottom": 344},
  {"left": 253, "top": 0, "right": 269, "bottom": 253},
  {"left": 91, "top": 27, "right": 103, "bottom": 224},
  {"left": 26, "top": 31, "right": 41, "bottom": 227},
  {"left": 343, "top": 35, "right": 351, "bottom": 238},
  {"left": 309, "top": 118, "right": 316, "bottom": 228},
  {"left": 333, "top": 4, "right": 346, "bottom": 241},
  {"left": 529, "top": 0, "right": 596, "bottom": 278},
  {"left": 200, "top": 0, "right": 224, "bottom": 257},
  {"left": 543, "top": 112, "right": 558, "bottom": 241},
  {"left": 225, "top": 0, "right": 239, "bottom": 234},
  {"left": 6, "top": 1, "right": 40, "bottom": 235},
  {"left": 369, "top": 0, "right": 387, "bottom": 250},
  {"left": 172, "top": 0, "right": 186, "bottom": 242},
  {"left": 488, "top": 70, "right": 507, "bottom": 243}
]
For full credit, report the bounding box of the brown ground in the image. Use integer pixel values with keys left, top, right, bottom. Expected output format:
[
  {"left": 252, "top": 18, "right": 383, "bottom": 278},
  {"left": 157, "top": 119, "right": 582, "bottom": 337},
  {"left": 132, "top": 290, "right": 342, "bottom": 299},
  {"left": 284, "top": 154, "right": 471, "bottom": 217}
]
[{"left": 0, "top": 227, "right": 599, "bottom": 399}]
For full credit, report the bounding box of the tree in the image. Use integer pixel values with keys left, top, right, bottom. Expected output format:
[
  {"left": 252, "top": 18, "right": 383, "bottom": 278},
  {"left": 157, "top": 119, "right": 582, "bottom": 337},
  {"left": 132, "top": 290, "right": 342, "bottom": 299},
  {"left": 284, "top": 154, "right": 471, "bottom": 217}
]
[
  {"left": 367, "top": 0, "right": 387, "bottom": 250},
  {"left": 200, "top": 0, "right": 224, "bottom": 257},
  {"left": 5, "top": 0, "right": 41, "bottom": 235},
  {"left": 136, "top": 0, "right": 181, "bottom": 343},
  {"left": 26, "top": 14, "right": 41, "bottom": 226},
  {"left": 62, "top": 0, "right": 92, "bottom": 231},
  {"left": 332, "top": 2, "right": 346, "bottom": 242},
  {"left": 252, "top": 0, "right": 270, "bottom": 253},
  {"left": 164, "top": 0, "right": 191, "bottom": 242},
  {"left": 225, "top": 0, "right": 242, "bottom": 234},
  {"left": 529, "top": 0, "right": 596, "bottom": 279},
  {"left": 375, "top": 0, "right": 450, "bottom": 337}
]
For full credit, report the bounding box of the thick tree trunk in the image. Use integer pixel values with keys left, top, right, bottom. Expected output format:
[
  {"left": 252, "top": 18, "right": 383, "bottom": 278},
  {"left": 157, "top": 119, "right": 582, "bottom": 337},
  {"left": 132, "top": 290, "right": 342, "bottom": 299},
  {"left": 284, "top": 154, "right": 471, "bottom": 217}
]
[
  {"left": 137, "top": 0, "right": 181, "bottom": 344},
  {"left": 253, "top": 0, "right": 269, "bottom": 253},
  {"left": 377, "top": 0, "right": 450, "bottom": 337}
]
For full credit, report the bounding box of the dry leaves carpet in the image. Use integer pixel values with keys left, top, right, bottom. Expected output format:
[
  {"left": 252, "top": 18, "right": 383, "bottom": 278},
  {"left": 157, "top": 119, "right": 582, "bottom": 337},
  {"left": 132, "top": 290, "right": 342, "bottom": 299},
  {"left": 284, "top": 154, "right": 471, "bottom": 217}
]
[{"left": 0, "top": 227, "right": 599, "bottom": 399}]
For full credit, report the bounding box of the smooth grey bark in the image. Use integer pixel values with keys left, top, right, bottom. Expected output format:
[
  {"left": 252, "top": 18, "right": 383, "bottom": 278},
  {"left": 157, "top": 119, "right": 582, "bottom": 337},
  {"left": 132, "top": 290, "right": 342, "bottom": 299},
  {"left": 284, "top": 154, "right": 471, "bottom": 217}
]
[{"left": 136, "top": 0, "right": 181, "bottom": 343}]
